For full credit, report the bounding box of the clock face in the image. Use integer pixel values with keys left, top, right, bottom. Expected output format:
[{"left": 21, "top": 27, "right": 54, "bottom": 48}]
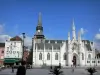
[{"left": 38, "top": 30, "right": 40, "bottom": 32}]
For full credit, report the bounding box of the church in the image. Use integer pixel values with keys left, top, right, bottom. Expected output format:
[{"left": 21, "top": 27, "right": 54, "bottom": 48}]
[{"left": 32, "top": 12, "right": 100, "bottom": 67}]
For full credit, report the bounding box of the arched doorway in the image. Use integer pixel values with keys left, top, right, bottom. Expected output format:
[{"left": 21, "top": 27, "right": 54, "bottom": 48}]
[
  {"left": 72, "top": 53, "right": 79, "bottom": 66},
  {"left": 73, "top": 56, "right": 76, "bottom": 66}
]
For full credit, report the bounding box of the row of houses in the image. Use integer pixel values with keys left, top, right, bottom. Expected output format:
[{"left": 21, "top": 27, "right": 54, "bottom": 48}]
[{"left": 0, "top": 36, "right": 30, "bottom": 66}]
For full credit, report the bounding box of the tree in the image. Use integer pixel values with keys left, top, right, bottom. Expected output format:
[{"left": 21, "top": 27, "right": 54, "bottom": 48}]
[
  {"left": 86, "top": 67, "right": 97, "bottom": 75},
  {"left": 27, "top": 48, "right": 33, "bottom": 65},
  {"left": 49, "top": 66, "right": 63, "bottom": 75}
]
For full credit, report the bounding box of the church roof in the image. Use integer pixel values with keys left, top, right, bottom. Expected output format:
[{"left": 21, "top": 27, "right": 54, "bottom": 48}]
[
  {"left": 45, "top": 40, "right": 67, "bottom": 44},
  {"left": 34, "top": 39, "right": 93, "bottom": 51},
  {"left": 10, "top": 36, "right": 22, "bottom": 41}
]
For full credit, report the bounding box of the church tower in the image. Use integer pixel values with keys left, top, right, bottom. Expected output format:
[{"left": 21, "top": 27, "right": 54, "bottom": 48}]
[
  {"left": 72, "top": 19, "right": 76, "bottom": 40},
  {"left": 34, "top": 12, "right": 45, "bottom": 43}
]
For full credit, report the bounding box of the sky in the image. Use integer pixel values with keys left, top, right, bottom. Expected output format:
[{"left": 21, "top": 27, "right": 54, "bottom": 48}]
[{"left": 0, "top": 0, "right": 100, "bottom": 48}]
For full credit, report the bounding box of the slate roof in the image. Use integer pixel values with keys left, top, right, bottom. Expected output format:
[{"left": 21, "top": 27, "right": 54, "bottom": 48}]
[
  {"left": 45, "top": 40, "right": 66, "bottom": 44},
  {"left": 83, "top": 40, "right": 92, "bottom": 51},
  {"left": 34, "top": 39, "right": 93, "bottom": 51},
  {"left": 10, "top": 36, "right": 22, "bottom": 41}
]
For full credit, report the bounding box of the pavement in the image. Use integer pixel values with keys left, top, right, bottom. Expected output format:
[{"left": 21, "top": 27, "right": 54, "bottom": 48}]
[{"left": 0, "top": 68, "right": 100, "bottom": 75}]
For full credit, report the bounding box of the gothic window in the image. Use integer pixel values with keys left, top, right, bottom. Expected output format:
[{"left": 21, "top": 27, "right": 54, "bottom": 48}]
[
  {"left": 55, "top": 53, "right": 58, "bottom": 60},
  {"left": 63, "top": 53, "right": 67, "bottom": 60},
  {"left": 88, "top": 54, "right": 91, "bottom": 59},
  {"left": 39, "top": 53, "right": 42, "bottom": 60},
  {"left": 87, "top": 61, "right": 90, "bottom": 63},
  {"left": 82, "top": 53, "right": 84, "bottom": 60},
  {"left": 47, "top": 53, "right": 50, "bottom": 60}
]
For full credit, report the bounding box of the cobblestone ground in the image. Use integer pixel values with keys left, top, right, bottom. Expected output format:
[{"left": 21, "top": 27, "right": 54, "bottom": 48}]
[{"left": 0, "top": 68, "right": 100, "bottom": 75}]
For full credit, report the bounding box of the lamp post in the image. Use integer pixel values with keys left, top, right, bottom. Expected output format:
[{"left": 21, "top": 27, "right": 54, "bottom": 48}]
[{"left": 22, "top": 33, "right": 25, "bottom": 61}]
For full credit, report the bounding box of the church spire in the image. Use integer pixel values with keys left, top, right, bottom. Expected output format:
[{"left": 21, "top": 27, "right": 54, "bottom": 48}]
[
  {"left": 38, "top": 12, "right": 42, "bottom": 26},
  {"left": 72, "top": 19, "right": 76, "bottom": 40},
  {"left": 78, "top": 30, "right": 81, "bottom": 43},
  {"left": 34, "top": 12, "right": 45, "bottom": 39}
]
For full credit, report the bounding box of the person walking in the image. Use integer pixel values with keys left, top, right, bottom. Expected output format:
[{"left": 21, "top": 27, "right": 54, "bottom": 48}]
[
  {"left": 12, "top": 65, "right": 14, "bottom": 73},
  {"left": 16, "top": 61, "right": 26, "bottom": 75},
  {"left": 72, "top": 65, "right": 74, "bottom": 73}
]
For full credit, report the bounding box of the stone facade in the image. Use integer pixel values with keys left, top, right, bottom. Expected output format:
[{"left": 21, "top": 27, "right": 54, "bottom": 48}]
[{"left": 32, "top": 12, "right": 100, "bottom": 67}]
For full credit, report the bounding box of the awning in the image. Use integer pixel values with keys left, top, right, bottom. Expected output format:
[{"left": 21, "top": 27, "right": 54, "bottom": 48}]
[
  {"left": 4, "top": 59, "right": 16, "bottom": 63},
  {"left": 4, "top": 58, "right": 20, "bottom": 63}
]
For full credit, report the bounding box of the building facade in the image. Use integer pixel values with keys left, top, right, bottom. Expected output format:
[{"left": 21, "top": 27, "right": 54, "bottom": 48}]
[
  {"left": 32, "top": 12, "right": 100, "bottom": 67},
  {"left": 0, "top": 43, "right": 5, "bottom": 65},
  {"left": 23, "top": 47, "right": 30, "bottom": 61},
  {"left": 4, "top": 36, "right": 23, "bottom": 65}
]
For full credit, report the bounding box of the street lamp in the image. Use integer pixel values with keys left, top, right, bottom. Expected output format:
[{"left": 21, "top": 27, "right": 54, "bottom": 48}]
[{"left": 22, "top": 33, "right": 25, "bottom": 61}]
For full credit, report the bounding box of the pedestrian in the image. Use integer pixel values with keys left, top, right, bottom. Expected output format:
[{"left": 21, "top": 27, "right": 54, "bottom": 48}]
[
  {"left": 12, "top": 65, "right": 14, "bottom": 73},
  {"left": 16, "top": 61, "right": 26, "bottom": 75},
  {"left": 72, "top": 65, "right": 74, "bottom": 73}
]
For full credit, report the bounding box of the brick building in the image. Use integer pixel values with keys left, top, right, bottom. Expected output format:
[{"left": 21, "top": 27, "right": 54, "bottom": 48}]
[
  {"left": 23, "top": 47, "right": 30, "bottom": 62},
  {"left": 0, "top": 43, "right": 5, "bottom": 65}
]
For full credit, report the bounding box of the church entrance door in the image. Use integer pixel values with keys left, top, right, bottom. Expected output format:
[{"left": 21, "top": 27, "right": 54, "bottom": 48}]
[{"left": 73, "top": 56, "right": 76, "bottom": 66}]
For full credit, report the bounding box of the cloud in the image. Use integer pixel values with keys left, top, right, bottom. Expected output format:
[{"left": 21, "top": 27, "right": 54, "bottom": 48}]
[
  {"left": 0, "top": 34, "right": 32, "bottom": 47},
  {"left": 19, "top": 35, "right": 32, "bottom": 47},
  {"left": 95, "top": 33, "right": 100, "bottom": 40},
  {"left": 80, "top": 28, "right": 88, "bottom": 35},
  {"left": 94, "top": 28, "right": 100, "bottom": 50},
  {"left": 0, "top": 35, "right": 11, "bottom": 43},
  {"left": 0, "top": 24, "right": 5, "bottom": 34}
]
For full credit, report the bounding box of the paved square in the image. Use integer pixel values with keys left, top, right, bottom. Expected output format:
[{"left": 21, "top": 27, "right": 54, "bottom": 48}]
[{"left": 0, "top": 68, "right": 100, "bottom": 75}]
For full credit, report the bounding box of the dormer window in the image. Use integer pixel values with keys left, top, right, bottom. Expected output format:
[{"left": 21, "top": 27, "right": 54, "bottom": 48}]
[
  {"left": 55, "top": 41, "right": 57, "bottom": 43},
  {"left": 48, "top": 40, "right": 50, "bottom": 43}
]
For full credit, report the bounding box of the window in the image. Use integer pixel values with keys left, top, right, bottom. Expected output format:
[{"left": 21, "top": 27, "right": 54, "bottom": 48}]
[
  {"left": 47, "top": 53, "right": 50, "bottom": 60},
  {"left": 63, "top": 53, "right": 67, "bottom": 60},
  {"left": 10, "top": 46, "right": 12, "bottom": 50},
  {"left": 55, "top": 53, "right": 58, "bottom": 60},
  {"left": 17, "top": 51, "right": 19, "bottom": 53},
  {"left": 92, "top": 61, "right": 95, "bottom": 63},
  {"left": 98, "top": 61, "right": 100, "bottom": 63},
  {"left": 13, "top": 51, "right": 16, "bottom": 54},
  {"left": 88, "top": 54, "right": 91, "bottom": 59},
  {"left": 39, "top": 53, "right": 42, "bottom": 60},
  {"left": 14, "top": 42, "right": 16, "bottom": 46},
  {"left": 54, "top": 47, "right": 56, "bottom": 50},
  {"left": 7, "top": 47, "right": 9, "bottom": 51},
  {"left": 87, "top": 61, "right": 90, "bottom": 63},
  {"left": 82, "top": 53, "right": 84, "bottom": 60},
  {"left": 10, "top": 51, "right": 12, "bottom": 54}
]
